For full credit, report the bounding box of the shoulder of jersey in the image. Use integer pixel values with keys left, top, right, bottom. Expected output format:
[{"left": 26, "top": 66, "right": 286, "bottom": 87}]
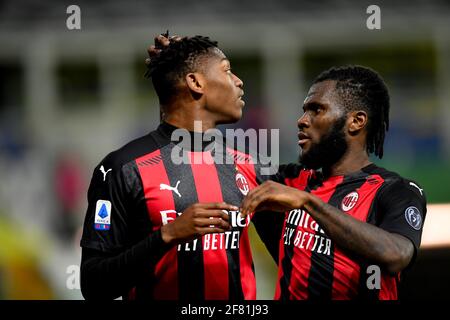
[
  {"left": 402, "top": 178, "right": 426, "bottom": 198},
  {"left": 372, "top": 165, "right": 426, "bottom": 199},
  {"left": 99, "top": 131, "right": 168, "bottom": 169}
]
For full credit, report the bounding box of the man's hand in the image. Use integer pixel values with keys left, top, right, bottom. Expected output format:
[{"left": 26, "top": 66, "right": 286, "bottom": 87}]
[
  {"left": 145, "top": 33, "right": 182, "bottom": 65},
  {"left": 240, "top": 181, "right": 310, "bottom": 217},
  {"left": 161, "top": 202, "right": 237, "bottom": 245}
]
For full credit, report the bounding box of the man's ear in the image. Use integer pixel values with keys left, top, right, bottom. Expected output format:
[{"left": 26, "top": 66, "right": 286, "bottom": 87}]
[
  {"left": 348, "top": 110, "right": 368, "bottom": 135},
  {"left": 185, "top": 72, "right": 205, "bottom": 95}
]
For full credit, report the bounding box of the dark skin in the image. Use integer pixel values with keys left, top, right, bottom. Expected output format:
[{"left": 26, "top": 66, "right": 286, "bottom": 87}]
[
  {"left": 240, "top": 80, "right": 414, "bottom": 275},
  {"left": 147, "top": 35, "right": 244, "bottom": 132},
  {"left": 146, "top": 34, "right": 244, "bottom": 245},
  {"left": 162, "top": 202, "right": 236, "bottom": 245}
]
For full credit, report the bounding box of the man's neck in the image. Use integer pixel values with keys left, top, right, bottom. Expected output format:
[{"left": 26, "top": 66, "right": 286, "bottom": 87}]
[
  {"left": 323, "top": 149, "right": 372, "bottom": 178},
  {"left": 163, "top": 103, "right": 217, "bottom": 132}
]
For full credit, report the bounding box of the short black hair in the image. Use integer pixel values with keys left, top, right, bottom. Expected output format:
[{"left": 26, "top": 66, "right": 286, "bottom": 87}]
[
  {"left": 313, "top": 65, "right": 390, "bottom": 159},
  {"left": 145, "top": 35, "right": 219, "bottom": 105}
]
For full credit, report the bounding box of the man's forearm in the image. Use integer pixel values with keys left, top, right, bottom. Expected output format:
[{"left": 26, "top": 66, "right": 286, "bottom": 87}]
[
  {"left": 81, "top": 229, "right": 171, "bottom": 300},
  {"left": 303, "top": 193, "right": 413, "bottom": 274}
]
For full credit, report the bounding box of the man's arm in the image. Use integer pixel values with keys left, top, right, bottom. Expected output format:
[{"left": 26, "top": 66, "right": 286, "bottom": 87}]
[
  {"left": 303, "top": 194, "right": 414, "bottom": 274},
  {"left": 241, "top": 181, "right": 415, "bottom": 274},
  {"left": 81, "top": 229, "right": 169, "bottom": 300},
  {"left": 81, "top": 201, "right": 235, "bottom": 300}
]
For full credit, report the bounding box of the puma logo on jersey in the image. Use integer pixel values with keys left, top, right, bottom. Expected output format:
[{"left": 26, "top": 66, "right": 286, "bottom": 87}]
[
  {"left": 100, "top": 165, "right": 112, "bottom": 181},
  {"left": 409, "top": 182, "right": 424, "bottom": 196},
  {"left": 160, "top": 181, "right": 181, "bottom": 198}
]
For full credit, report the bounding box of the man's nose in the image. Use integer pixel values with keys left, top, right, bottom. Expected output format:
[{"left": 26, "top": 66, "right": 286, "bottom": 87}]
[
  {"left": 234, "top": 74, "right": 243, "bottom": 88},
  {"left": 298, "top": 112, "right": 310, "bottom": 128}
]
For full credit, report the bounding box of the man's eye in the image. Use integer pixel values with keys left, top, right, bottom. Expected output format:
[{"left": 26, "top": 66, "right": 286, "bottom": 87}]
[{"left": 312, "top": 106, "right": 322, "bottom": 114}]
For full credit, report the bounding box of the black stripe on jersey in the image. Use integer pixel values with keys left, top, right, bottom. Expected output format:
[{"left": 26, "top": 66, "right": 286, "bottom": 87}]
[
  {"left": 356, "top": 261, "right": 380, "bottom": 301},
  {"left": 279, "top": 182, "right": 315, "bottom": 301},
  {"left": 307, "top": 174, "right": 367, "bottom": 300},
  {"left": 278, "top": 171, "right": 314, "bottom": 300},
  {"left": 123, "top": 161, "right": 158, "bottom": 299},
  {"left": 160, "top": 145, "right": 205, "bottom": 301},
  {"left": 149, "top": 156, "right": 162, "bottom": 164},
  {"left": 214, "top": 152, "right": 245, "bottom": 301},
  {"left": 357, "top": 175, "right": 383, "bottom": 301},
  {"left": 137, "top": 157, "right": 162, "bottom": 167},
  {"left": 278, "top": 218, "right": 295, "bottom": 301}
]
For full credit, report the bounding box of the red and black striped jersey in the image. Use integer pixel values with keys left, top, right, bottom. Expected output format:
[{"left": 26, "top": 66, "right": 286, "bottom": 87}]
[
  {"left": 80, "top": 122, "right": 264, "bottom": 300},
  {"left": 272, "top": 163, "right": 427, "bottom": 300}
]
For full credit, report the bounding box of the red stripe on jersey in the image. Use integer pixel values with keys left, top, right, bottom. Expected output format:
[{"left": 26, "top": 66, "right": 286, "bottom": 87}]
[
  {"left": 331, "top": 175, "right": 385, "bottom": 299},
  {"left": 127, "top": 287, "right": 136, "bottom": 300},
  {"left": 291, "top": 175, "right": 344, "bottom": 300},
  {"left": 284, "top": 169, "right": 312, "bottom": 190},
  {"left": 274, "top": 215, "right": 288, "bottom": 299},
  {"left": 331, "top": 247, "right": 360, "bottom": 299},
  {"left": 239, "top": 227, "right": 256, "bottom": 299},
  {"left": 188, "top": 151, "right": 229, "bottom": 300},
  {"left": 378, "top": 274, "right": 398, "bottom": 300},
  {"left": 136, "top": 150, "right": 178, "bottom": 300},
  {"left": 230, "top": 147, "right": 258, "bottom": 219},
  {"left": 274, "top": 170, "right": 311, "bottom": 299},
  {"left": 231, "top": 148, "right": 257, "bottom": 299},
  {"left": 273, "top": 171, "right": 313, "bottom": 299},
  {"left": 346, "top": 175, "right": 385, "bottom": 221}
]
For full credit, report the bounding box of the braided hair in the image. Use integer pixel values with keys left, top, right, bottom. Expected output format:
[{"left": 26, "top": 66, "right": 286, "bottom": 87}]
[
  {"left": 145, "top": 35, "right": 219, "bottom": 105},
  {"left": 313, "top": 65, "right": 390, "bottom": 159}
]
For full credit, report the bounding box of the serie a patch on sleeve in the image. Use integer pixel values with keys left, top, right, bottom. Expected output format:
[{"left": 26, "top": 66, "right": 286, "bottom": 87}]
[{"left": 94, "top": 200, "right": 112, "bottom": 230}]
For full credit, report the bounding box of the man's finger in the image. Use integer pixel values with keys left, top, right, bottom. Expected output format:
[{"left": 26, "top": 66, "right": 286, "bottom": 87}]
[
  {"left": 198, "top": 227, "right": 230, "bottom": 235},
  {"left": 154, "top": 34, "right": 170, "bottom": 48},
  {"left": 195, "top": 210, "right": 230, "bottom": 221},
  {"left": 199, "top": 202, "right": 239, "bottom": 211},
  {"left": 197, "top": 218, "right": 231, "bottom": 229},
  {"left": 241, "top": 186, "right": 268, "bottom": 216},
  {"left": 243, "top": 190, "right": 273, "bottom": 217},
  {"left": 147, "top": 45, "right": 162, "bottom": 58},
  {"left": 170, "top": 35, "right": 182, "bottom": 42}
]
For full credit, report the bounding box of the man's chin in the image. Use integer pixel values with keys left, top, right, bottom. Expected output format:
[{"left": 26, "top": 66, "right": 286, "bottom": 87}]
[
  {"left": 233, "top": 113, "right": 243, "bottom": 122},
  {"left": 301, "top": 162, "right": 322, "bottom": 170},
  {"left": 298, "top": 153, "right": 320, "bottom": 170},
  {"left": 217, "top": 114, "right": 241, "bottom": 125}
]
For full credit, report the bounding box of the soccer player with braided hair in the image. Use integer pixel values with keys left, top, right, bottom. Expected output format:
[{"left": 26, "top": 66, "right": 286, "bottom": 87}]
[
  {"left": 80, "top": 34, "right": 268, "bottom": 300},
  {"left": 240, "top": 65, "right": 427, "bottom": 300},
  {"left": 145, "top": 36, "right": 426, "bottom": 299}
]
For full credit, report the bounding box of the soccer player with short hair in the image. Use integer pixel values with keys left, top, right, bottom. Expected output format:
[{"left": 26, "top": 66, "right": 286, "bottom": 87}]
[
  {"left": 241, "top": 66, "right": 427, "bottom": 300},
  {"left": 80, "top": 35, "right": 267, "bottom": 300}
]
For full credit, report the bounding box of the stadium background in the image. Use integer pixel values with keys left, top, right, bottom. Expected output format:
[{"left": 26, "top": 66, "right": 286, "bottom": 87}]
[{"left": 0, "top": 0, "right": 449, "bottom": 299}]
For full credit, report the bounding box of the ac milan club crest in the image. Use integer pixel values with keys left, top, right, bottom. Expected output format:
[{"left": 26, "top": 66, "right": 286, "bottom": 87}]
[
  {"left": 235, "top": 173, "right": 250, "bottom": 195},
  {"left": 341, "top": 191, "right": 359, "bottom": 212}
]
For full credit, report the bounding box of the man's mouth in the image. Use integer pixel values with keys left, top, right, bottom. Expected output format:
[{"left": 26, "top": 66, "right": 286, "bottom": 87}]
[
  {"left": 298, "top": 132, "right": 310, "bottom": 146},
  {"left": 238, "top": 92, "right": 245, "bottom": 105}
]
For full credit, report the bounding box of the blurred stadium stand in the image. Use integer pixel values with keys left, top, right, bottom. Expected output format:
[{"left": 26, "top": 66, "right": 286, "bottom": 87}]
[{"left": 0, "top": 0, "right": 449, "bottom": 299}]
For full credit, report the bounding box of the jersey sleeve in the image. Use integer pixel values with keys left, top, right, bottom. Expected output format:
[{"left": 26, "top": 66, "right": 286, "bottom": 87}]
[
  {"left": 80, "top": 155, "right": 132, "bottom": 253},
  {"left": 376, "top": 178, "right": 427, "bottom": 253}
]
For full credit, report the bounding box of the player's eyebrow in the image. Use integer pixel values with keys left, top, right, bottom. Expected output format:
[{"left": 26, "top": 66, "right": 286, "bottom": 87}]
[
  {"left": 302, "top": 101, "right": 323, "bottom": 111},
  {"left": 221, "top": 58, "right": 231, "bottom": 68}
]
